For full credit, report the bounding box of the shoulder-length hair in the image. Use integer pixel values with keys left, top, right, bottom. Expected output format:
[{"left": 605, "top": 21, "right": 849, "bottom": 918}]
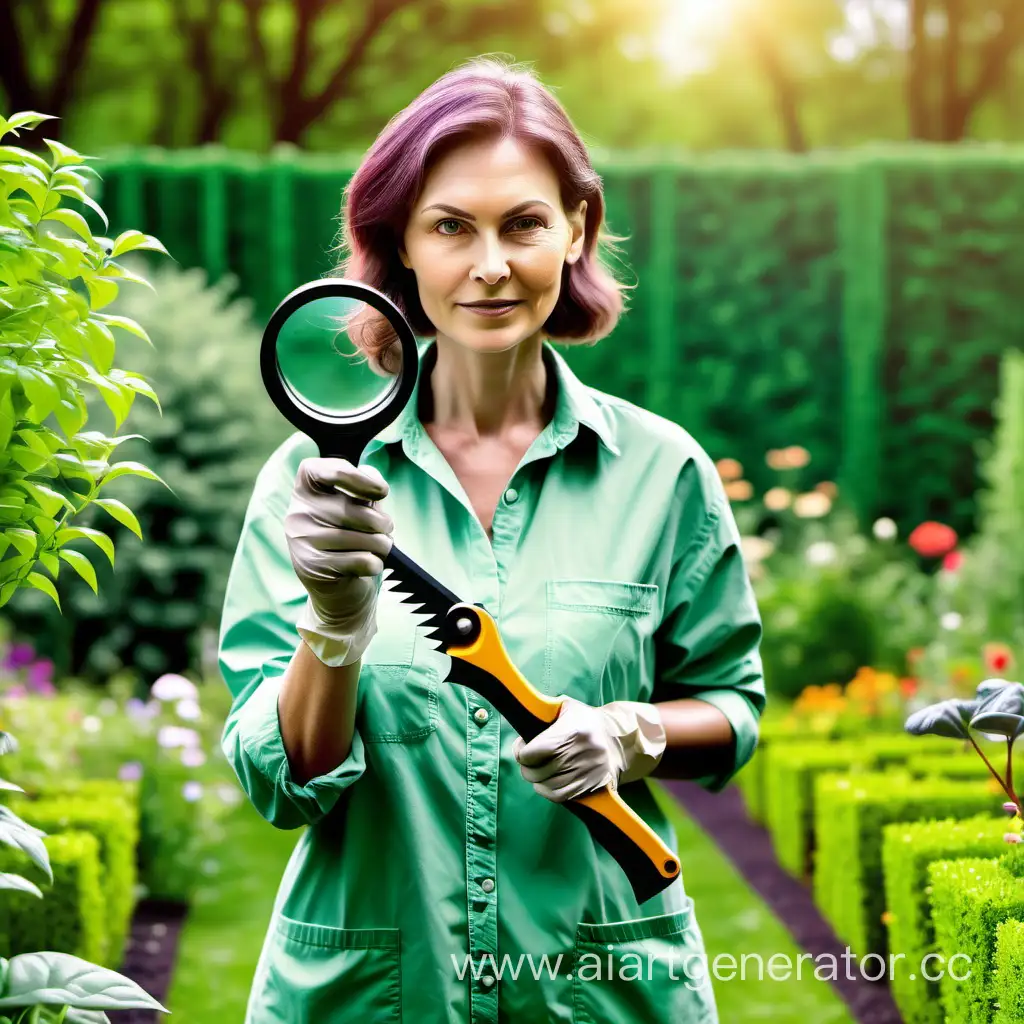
[{"left": 331, "top": 54, "right": 633, "bottom": 375}]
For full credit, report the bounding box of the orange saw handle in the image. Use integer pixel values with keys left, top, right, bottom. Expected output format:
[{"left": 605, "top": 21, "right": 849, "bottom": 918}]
[{"left": 442, "top": 602, "right": 680, "bottom": 904}]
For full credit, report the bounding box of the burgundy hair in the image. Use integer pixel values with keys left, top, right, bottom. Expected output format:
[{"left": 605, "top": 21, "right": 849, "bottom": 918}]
[{"left": 331, "top": 54, "right": 632, "bottom": 375}]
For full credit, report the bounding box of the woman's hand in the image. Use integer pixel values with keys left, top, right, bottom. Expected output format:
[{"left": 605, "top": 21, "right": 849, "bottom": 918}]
[
  {"left": 285, "top": 457, "right": 395, "bottom": 667},
  {"left": 512, "top": 696, "right": 667, "bottom": 803}
]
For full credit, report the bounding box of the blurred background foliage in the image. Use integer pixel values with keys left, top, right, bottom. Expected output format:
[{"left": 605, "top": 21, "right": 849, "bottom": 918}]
[
  {"left": 1, "top": 0, "right": 1022, "bottom": 155},
  {"left": 1, "top": 0, "right": 1023, "bottom": 691}
]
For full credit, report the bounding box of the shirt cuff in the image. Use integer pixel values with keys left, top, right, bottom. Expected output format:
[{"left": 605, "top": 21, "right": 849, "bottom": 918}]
[
  {"left": 689, "top": 688, "right": 760, "bottom": 793},
  {"left": 233, "top": 671, "right": 367, "bottom": 826}
]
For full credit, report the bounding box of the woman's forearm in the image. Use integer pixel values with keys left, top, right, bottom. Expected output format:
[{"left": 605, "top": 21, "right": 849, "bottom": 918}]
[
  {"left": 648, "top": 698, "right": 736, "bottom": 780},
  {"left": 278, "top": 640, "right": 361, "bottom": 786}
]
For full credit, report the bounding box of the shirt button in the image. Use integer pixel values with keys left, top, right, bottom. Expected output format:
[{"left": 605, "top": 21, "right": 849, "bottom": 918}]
[
  {"left": 480, "top": 877, "right": 495, "bottom": 893},
  {"left": 503, "top": 487, "right": 519, "bottom": 505},
  {"left": 481, "top": 975, "right": 495, "bottom": 988},
  {"left": 473, "top": 707, "right": 489, "bottom": 724},
  {"left": 476, "top": 767, "right": 492, "bottom": 783}
]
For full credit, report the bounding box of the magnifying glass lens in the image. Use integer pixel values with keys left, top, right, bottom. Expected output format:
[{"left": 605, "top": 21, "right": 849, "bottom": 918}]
[{"left": 276, "top": 295, "right": 400, "bottom": 418}]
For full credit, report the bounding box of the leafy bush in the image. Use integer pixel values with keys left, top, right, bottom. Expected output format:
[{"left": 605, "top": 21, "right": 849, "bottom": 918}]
[
  {"left": 0, "top": 112, "right": 166, "bottom": 616},
  {"left": 4, "top": 260, "right": 290, "bottom": 681},
  {"left": 0, "top": 108, "right": 169, "bottom": 1019}
]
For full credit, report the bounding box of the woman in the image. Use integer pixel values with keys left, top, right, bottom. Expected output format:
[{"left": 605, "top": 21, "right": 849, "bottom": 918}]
[{"left": 219, "top": 55, "right": 765, "bottom": 1024}]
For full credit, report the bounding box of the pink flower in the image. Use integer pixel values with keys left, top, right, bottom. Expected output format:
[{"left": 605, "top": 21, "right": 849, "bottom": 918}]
[{"left": 118, "top": 762, "right": 144, "bottom": 782}]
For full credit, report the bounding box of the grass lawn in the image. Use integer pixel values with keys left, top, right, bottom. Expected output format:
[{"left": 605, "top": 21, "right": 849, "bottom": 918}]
[{"left": 164, "top": 778, "right": 853, "bottom": 1022}]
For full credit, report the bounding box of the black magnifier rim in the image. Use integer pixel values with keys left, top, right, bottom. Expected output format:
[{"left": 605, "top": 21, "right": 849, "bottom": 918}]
[{"left": 260, "top": 278, "right": 418, "bottom": 447}]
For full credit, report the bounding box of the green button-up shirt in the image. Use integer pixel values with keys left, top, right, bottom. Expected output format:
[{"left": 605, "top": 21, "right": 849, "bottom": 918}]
[{"left": 218, "top": 339, "right": 765, "bottom": 1024}]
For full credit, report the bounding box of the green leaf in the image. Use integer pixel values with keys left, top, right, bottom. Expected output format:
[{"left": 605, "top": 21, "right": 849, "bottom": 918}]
[
  {"left": 4, "top": 112, "right": 58, "bottom": 134},
  {"left": 54, "top": 527, "right": 114, "bottom": 569},
  {"left": 90, "top": 314, "right": 152, "bottom": 347},
  {"left": 90, "top": 498, "right": 141, "bottom": 539},
  {"left": 0, "top": 733, "right": 19, "bottom": 756},
  {"left": 38, "top": 551, "right": 59, "bottom": 579},
  {"left": 25, "top": 572, "right": 60, "bottom": 611},
  {"left": 82, "top": 320, "right": 115, "bottom": 375},
  {"left": 16, "top": 363, "right": 62, "bottom": 418},
  {"left": 43, "top": 140, "right": 84, "bottom": 170},
  {"left": 98, "top": 461, "right": 166, "bottom": 488},
  {"left": 0, "top": 952, "right": 167, "bottom": 1011},
  {"left": 0, "top": 811, "right": 52, "bottom": 883},
  {"left": 50, "top": 183, "right": 107, "bottom": 232},
  {"left": 905, "top": 699, "right": 978, "bottom": 740},
  {"left": 109, "top": 230, "right": 168, "bottom": 258},
  {"left": 52, "top": 389, "right": 87, "bottom": 440},
  {"left": 0, "top": 779, "right": 24, "bottom": 793},
  {"left": 8, "top": 446, "right": 49, "bottom": 474},
  {"left": 0, "top": 392, "right": 15, "bottom": 453},
  {"left": 10, "top": 482, "right": 73, "bottom": 519},
  {"left": 3, "top": 529, "right": 37, "bottom": 558},
  {"left": 109, "top": 371, "right": 160, "bottom": 411},
  {"left": 38, "top": 208, "right": 92, "bottom": 244},
  {"left": 0, "top": 146, "right": 50, "bottom": 177},
  {"left": 83, "top": 274, "right": 118, "bottom": 311},
  {"left": 57, "top": 549, "right": 96, "bottom": 595}
]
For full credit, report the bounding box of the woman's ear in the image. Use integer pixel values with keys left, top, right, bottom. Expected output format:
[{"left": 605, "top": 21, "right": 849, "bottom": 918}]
[
  {"left": 565, "top": 200, "right": 587, "bottom": 266},
  {"left": 398, "top": 243, "right": 412, "bottom": 270}
]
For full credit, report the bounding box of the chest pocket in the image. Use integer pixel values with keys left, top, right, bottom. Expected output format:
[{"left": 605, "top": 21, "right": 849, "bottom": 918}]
[
  {"left": 357, "top": 584, "right": 439, "bottom": 743},
  {"left": 543, "top": 579, "right": 660, "bottom": 705}
]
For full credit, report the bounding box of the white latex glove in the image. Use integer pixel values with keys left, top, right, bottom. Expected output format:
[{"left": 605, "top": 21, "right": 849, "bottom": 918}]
[
  {"left": 285, "top": 457, "right": 395, "bottom": 667},
  {"left": 512, "top": 695, "right": 667, "bottom": 804}
]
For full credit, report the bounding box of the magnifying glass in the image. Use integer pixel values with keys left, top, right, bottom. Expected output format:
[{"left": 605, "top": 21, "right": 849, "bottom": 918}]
[
  {"left": 260, "top": 279, "right": 418, "bottom": 464},
  {"left": 259, "top": 280, "right": 682, "bottom": 904}
]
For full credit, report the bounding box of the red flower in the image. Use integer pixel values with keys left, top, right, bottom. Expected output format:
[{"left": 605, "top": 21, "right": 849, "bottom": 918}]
[
  {"left": 984, "top": 643, "right": 1015, "bottom": 675},
  {"left": 908, "top": 521, "right": 958, "bottom": 558},
  {"left": 942, "top": 549, "right": 963, "bottom": 573},
  {"left": 899, "top": 677, "right": 919, "bottom": 698}
]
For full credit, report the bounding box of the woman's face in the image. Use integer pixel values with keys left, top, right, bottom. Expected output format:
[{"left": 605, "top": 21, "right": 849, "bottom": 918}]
[{"left": 399, "top": 135, "right": 586, "bottom": 356}]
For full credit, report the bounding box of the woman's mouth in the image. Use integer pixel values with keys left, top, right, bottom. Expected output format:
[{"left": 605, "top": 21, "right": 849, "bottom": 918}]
[{"left": 458, "top": 301, "right": 524, "bottom": 318}]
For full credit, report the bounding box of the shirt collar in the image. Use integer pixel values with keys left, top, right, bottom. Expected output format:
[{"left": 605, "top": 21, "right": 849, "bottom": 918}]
[{"left": 365, "top": 339, "right": 621, "bottom": 458}]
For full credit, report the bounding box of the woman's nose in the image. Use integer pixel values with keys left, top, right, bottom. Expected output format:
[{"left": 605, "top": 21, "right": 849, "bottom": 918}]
[{"left": 470, "top": 234, "right": 511, "bottom": 284}]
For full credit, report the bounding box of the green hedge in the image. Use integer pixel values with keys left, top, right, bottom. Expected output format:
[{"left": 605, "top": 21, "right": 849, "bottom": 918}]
[
  {"left": 882, "top": 815, "right": 1009, "bottom": 1024},
  {"left": 928, "top": 857, "right": 1024, "bottom": 1024},
  {"left": 764, "top": 733, "right": 954, "bottom": 878},
  {"left": 12, "top": 794, "right": 140, "bottom": 968},
  {"left": 5, "top": 779, "right": 141, "bottom": 967},
  {"left": 91, "top": 146, "right": 1024, "bottom": 539},
  {"left": 994, "top": 917, "right": 1024, "bottom": 1024},
  {"left": 813, "top": 772, "right": 999, "bottom": 958},
  {"left": 0, "top": 830, "right": 105, "bottom": 964},
  {"left": 734, "top": 717, "right": 839, "bottom": 824},
  {"left": 908, "top": 754, "right": 994, "bottom": 783}
]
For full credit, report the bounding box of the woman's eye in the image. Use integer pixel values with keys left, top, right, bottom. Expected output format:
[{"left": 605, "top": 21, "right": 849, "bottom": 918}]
[
  {"left": 436, "top": 219, "right": 463, "bottom": 236},
  {"left": 509, "top": 216, "right": 544, "bottom": 231}
]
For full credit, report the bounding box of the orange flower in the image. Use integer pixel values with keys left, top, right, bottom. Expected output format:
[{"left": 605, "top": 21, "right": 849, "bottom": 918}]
[
  {"left": 908, "top": 521, "right": 958, "bottom": 558},
  {"left": 815, "top": 481, "right": 838, "bottom": 499},
  {"left": 907, "top": 647, "right": 925, "bottom": 667}
]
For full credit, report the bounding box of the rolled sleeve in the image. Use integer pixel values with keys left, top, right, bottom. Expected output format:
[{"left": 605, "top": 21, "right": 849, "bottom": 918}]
[
  {"left": 221, "top": 670, "right": 367, "bottom": 831},
  {"left": 218, "top": 436, "right": 367, "bottom": 829},
  {"left": 652, "top": 477, "right": 767, "bottom": 794}
]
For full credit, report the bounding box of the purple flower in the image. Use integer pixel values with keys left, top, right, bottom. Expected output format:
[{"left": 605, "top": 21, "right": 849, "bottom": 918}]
[
  {"left": 26, "top": 659, "right": 53, "bottom": 689},
  {"left": 118, "top": 762, "right": 144, "bottom": 782},
  {"left": 182, "top": 781, "right": 203, "bottom": 802},
  {"left": 5, "top": 684, "right": 27, "bottom": 699},
  {"left": 125, "top": 698, "right": 147, "bottom": 719},
  {"left": 3, "top": 644, "right": 35, "bottom": 671}
]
